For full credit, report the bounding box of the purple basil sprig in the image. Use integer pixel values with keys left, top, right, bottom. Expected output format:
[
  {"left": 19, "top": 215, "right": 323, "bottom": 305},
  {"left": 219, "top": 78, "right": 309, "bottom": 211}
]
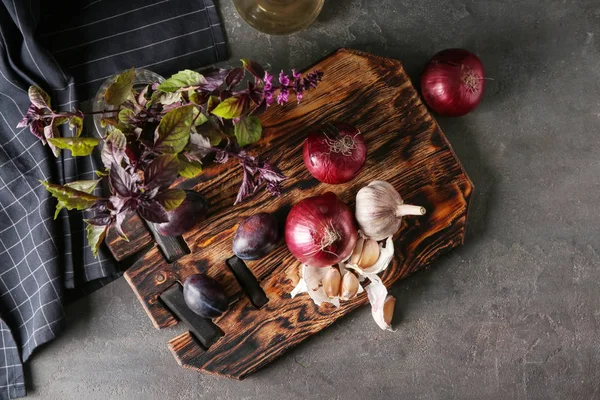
[{"left": 16, "top": 60, "right": 322, "bottom": 256}]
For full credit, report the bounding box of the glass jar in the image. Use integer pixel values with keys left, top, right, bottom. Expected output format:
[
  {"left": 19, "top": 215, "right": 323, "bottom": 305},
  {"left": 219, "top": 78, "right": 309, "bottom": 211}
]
[
  {"left": 233, "top": 0, "right": 325, "bottom": 35},
  {"left": 92, "top": 69, "right": 164, "bottom": 138}
]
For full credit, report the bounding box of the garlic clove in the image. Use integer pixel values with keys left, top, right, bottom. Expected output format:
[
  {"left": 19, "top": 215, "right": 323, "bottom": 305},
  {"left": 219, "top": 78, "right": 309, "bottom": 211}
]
[
  {"left": 291, "top": 264, "right": 340, "bottom": 307},
  {"left": 323, "top": 267, "right": 342, "bottom": 298},
  {"left": 350, "top": 237, "right": 365, "bottom": 265},
  {"left": 365, "top": 272, "right": 396, "bottom": 331},
  {"left": 357, "top": 239, "right": 380, "bottom": 269},
  {"left": 382, "top": 296, "right": 396, "bottom": 327},
  {"left": 340, "top": 271, "right": 360, "bottom": 300},
  {"left": 361, "top": 236, "right": 394, "bottom": 275}
]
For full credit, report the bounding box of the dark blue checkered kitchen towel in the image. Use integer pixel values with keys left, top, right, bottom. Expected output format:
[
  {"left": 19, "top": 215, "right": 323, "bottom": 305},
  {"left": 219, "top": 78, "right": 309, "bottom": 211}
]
[{"left": 0, "top": 1, "right": 227, "bottom": 398}]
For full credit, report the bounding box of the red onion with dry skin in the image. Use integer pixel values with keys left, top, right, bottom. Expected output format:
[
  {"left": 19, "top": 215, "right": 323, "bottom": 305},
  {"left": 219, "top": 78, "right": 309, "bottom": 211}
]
[
  {"left": 420, "top": 48, "right": 485, "bottom": 117},
  {"left": 302, "top": 122, "right": 366, "bottom": 184},
  {"left": 285, "top": 192, "right": 358, "bottom": 267}
]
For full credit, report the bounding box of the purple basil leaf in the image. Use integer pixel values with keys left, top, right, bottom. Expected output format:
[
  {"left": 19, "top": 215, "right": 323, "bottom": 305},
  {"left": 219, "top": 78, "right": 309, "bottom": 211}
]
[
  {"left": 28, "top": 86, "right": 51, "bottom": 109},
  {"left": 144, "top": 154, "right": 179, "bottom": 191},
  {"left": 144, "top": 186, "right": 160, "bottom": 200},
  {"left": 259, "top": 163, "right": 286, "bottom": 197},
  {"left": 114, "top": 209, "right": 133, "bottom": 240},
  {"left": 30, "top": 120, "right": 46, "bottom": 143},
  {"left": 219, "top": 90, "right": 232, "bottom": 101},
  {"left": 214, "top": 150, "right": 229, "bottom": 164},
  {"left": 16, "top": 117, "right": 28, "bottom": 129},
  {"left": 226, "top": 68, "right": 245, "bottom": 88},
  {"left": 101, "top": 129, "right": 127, "bottom": 170},
  {"left": 250, "top": 100, "right": 267, "bottom": 116},
  {"left": 16, "top": 106, "right": 34, "bottom": 129},
  {"left": 87, "top": 214, "right": 112, "bottom": 226},
  {"left": 186, "top": 133, "right": 213, "bottom": 162},
  {"left": 109, "top": 196, "right": 126, "bottom": 213},
  {"left": 234, "top": 161, "right": 256, "bottom": 205},
  {"left": 109, "top": 163, "right": 134, "bottom": 197},
  {"left": 258, "top": 162, "right": 286, "bottom": 183},
  {"left": 247, "top": 81, "right": 263, "bottom": 105},
  {"left": 90, "top": 200, "right": 110, "bottom": 212},
  {"left": 137, "top": 200, "right": 169, "bottom": 223},
  {"left": 241, "top": 60, "right": 265, "bottom": 80},
  {"left": 202, "top": 68, "right": 229, "bottom": 91},
  {"left": 137, "top": 85, "right": 149, "bottom": 107},
  {"left": 110, "top": 196, "right": 138, "bottom": 214}
]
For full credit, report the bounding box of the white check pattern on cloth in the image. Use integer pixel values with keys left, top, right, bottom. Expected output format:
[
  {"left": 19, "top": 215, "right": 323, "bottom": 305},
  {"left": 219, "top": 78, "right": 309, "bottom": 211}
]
[{"left": 0, "top": 0, "right": 228, "bottom": 398}]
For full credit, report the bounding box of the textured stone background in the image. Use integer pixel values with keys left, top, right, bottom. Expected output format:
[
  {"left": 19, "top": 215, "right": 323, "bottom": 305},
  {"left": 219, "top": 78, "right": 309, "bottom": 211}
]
[{"left": 26, "top": 1, "right": 600, "bottom": 399}]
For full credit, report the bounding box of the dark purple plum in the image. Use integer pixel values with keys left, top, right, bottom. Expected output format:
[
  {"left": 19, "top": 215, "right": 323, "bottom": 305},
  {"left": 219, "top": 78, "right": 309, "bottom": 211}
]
[
  {"left": 155, "top": 190, "right": 208, "bottom": 237},
  {"left": 232, "top": 212, "right": 280, "bottom": 260},
  {"left": 183, "top": 274, "right": 229, "bottom": 318}
]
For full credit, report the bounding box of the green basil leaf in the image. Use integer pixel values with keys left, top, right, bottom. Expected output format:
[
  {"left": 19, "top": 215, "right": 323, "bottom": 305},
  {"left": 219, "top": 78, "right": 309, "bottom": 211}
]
[
  {"left": 53, "top": 179, "right": 101, "bottom": 218},
  {"left": 118, "top": 108, "right": 136, "bottom": 125},
  {"left": 188, "top": 90, "right": 206, "bottom": 105},
  {"left": 192, "top": 107, "right": 208, "bottom": 126},
  {"left": 86, "top": 222, "right": 108, "bottom": 258},
  {"left": 69, "top": 115, "right": 83, "bottom": 137},
  {"left": 47, "top": 137, "right": 101, "bottom": 156},
  {"left": 28, "top": 86, "right": 51, "bottom": 109},
  {"left": 154, "top": 105, "right": 194, "bottom": 153},
  {"left": 157, "top": 70, "right": 207, "bottom": 93},
  {"left": 177, "top": 154, "right": 203, "bottom": 178},
  {"left": 41, "top": 181, "right": 99, "bottom": 219},
  {"left": 234, "top": 116, "right": 262, "bottom": 147},
  {"left": 105, "top": 68, "right": 135, "bottom": 106},
  {"left": 95, "top": 169, "right": 109, "bottom": 178},
  {"left": 207, "top": 95, "right": 219, "bottom": 113},
  {"left": 211, "top": 96, "right": 247, "bottom": 119},
  {"left": 147, "top": 90, "right": 182, "bottom": 108},
  {"left": 53, "top": 116, "right": 68, "bottom": 126},
  {"left": 66, "top": 179, "right": 100, "bottom": 194},
  {"left": 156, "top": 189, "right": 186, "bottom": 211},
  {"left": 196, "top": 121, "right": 223, "bottom": 146}
]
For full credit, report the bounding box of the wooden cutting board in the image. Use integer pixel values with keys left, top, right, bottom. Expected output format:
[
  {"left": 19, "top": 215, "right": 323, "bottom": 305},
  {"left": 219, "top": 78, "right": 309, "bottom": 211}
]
[{"left": 106, "top": 48, "right": 473, "bottom": 379}]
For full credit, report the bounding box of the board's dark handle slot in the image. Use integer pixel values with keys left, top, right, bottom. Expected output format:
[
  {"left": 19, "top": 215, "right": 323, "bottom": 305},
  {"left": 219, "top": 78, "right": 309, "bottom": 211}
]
[
  {"left": 145, "top": 221, "right": 190, "bottom": 263},
  {"left": 226, "top": 256, "right": 269, "bottom": 308},
  {"left": 159, "top": 284, "right": 224, "bottom": 349}
]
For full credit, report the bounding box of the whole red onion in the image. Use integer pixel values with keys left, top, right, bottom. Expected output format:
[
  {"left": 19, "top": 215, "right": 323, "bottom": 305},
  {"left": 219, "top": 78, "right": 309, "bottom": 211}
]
[
  {"left": 420, "top": 48, "right": 485, "bottom": 117},
  {"left": 285, "top": 192, "right": 358, "bottom": 267},
  {"left": 302, "top": 122, "right": 367, "bottom": 184}
]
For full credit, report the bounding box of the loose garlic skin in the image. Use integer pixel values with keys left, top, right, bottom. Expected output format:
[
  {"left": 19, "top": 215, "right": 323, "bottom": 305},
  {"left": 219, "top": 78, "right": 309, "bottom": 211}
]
[{"left": 355, "top": 181, "right": 426, "bottom": 241}]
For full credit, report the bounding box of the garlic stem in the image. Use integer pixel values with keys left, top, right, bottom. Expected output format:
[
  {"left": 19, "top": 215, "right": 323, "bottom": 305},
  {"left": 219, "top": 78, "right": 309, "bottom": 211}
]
[{"left": 396, "top": 204, "right": 426, "bottom": 217}]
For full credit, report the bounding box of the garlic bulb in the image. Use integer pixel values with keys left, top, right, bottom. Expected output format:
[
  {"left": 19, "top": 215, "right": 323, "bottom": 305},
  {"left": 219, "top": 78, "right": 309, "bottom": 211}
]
[{"left": 355, "top": 181, "right": 426, "bottom": 240}]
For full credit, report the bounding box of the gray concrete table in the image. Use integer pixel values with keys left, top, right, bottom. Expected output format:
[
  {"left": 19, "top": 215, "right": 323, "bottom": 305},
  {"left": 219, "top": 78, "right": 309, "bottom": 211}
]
[{"left": 26, "top": 1, "right": 600, "bottom": 399}]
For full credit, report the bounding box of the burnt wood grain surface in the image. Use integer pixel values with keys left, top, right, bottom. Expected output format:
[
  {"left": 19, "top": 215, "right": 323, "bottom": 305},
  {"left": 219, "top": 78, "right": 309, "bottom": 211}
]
[{"left": 110, "top": 49, "right": 473, "bottom": 378}]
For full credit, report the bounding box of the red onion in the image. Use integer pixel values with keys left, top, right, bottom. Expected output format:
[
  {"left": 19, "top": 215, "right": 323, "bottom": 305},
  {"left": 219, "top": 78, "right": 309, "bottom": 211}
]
[
  {"left": 302, "top": 122, "right": 367, "bottom": 184},
  {"left": 285, "top": 192, "right": 358, "bottom": 268},
  {"left": 420, "top": 48, "right": 485, "bottom": 117}
]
